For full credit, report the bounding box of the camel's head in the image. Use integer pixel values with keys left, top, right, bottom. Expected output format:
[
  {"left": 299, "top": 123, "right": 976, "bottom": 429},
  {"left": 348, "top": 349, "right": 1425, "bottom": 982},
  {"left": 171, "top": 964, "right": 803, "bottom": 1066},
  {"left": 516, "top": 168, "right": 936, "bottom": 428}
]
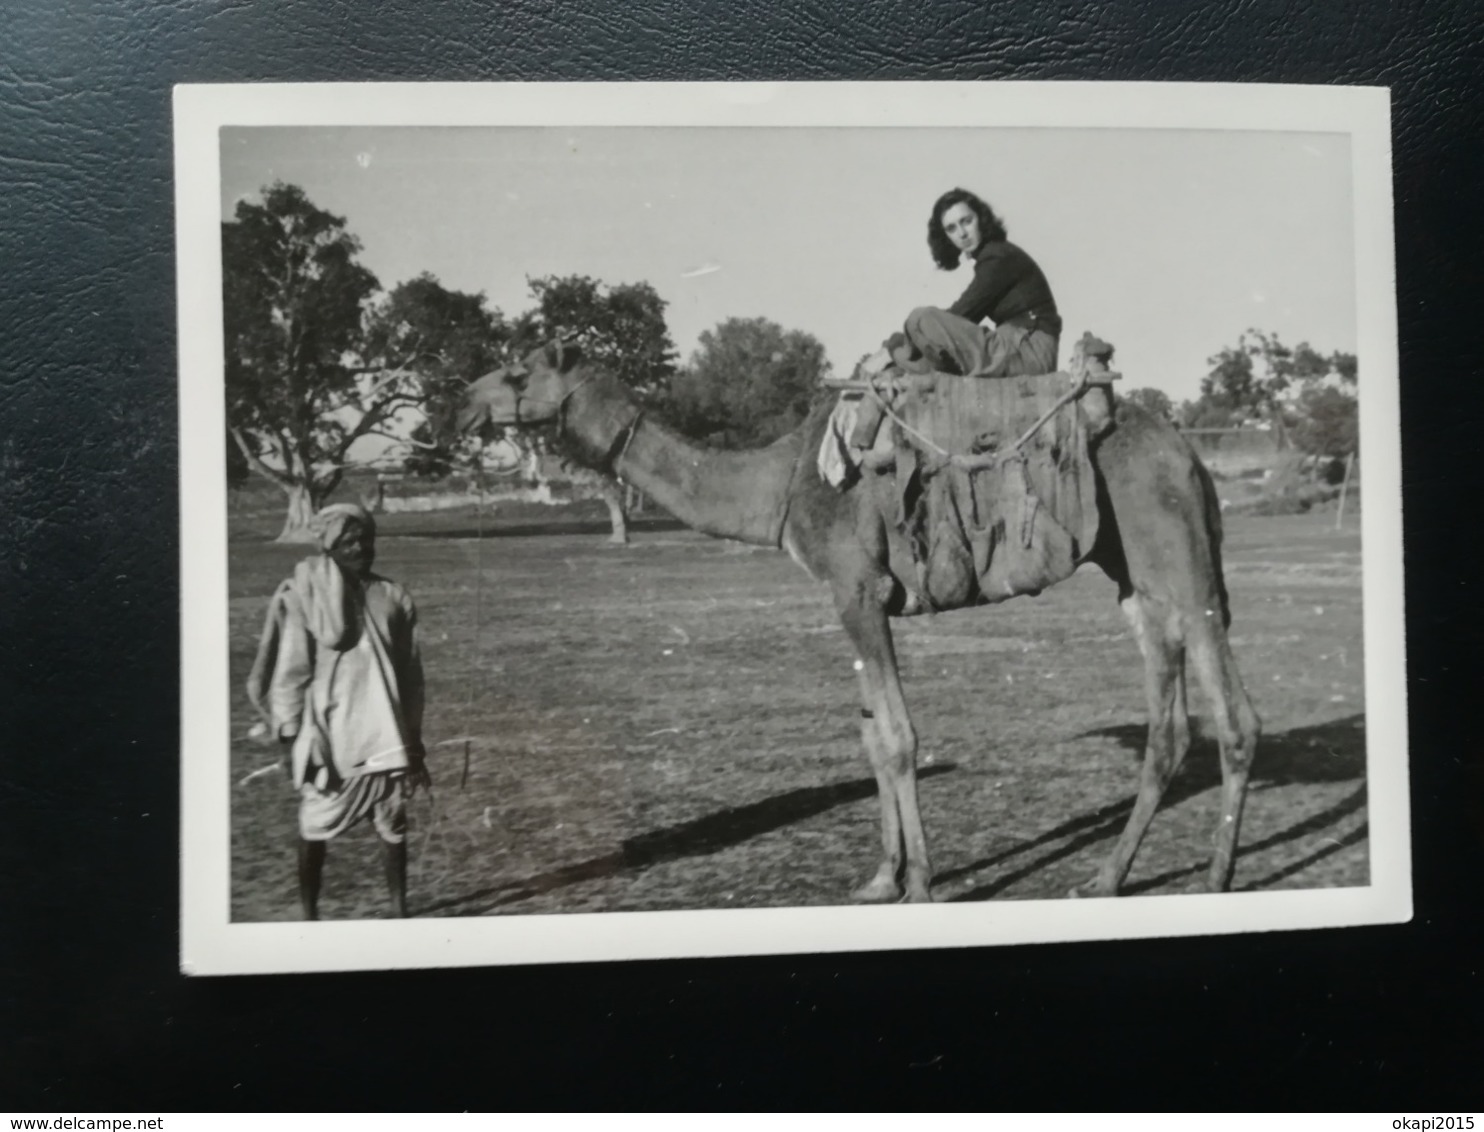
[{"left": 455, "top": 339, "right": 585, "bottom": 438}]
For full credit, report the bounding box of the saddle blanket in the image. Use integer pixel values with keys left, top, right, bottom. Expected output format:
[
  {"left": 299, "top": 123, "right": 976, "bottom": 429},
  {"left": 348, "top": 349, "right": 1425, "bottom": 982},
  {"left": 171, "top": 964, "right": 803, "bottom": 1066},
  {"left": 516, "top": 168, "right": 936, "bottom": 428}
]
[{"left": 819, "top": 355, "right": 1115, "bottom": 609}]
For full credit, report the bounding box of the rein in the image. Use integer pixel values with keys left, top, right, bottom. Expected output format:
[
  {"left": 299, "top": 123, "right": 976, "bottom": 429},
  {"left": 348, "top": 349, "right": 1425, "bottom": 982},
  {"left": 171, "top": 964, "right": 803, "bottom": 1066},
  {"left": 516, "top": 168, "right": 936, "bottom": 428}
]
[{"left": 507, "top": 371, "right": 602, "bottom": 425}]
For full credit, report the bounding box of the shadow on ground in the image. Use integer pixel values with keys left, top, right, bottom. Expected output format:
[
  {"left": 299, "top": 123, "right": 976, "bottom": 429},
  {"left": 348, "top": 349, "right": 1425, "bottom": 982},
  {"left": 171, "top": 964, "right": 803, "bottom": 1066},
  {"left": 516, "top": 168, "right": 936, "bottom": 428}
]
[
  {"left": 417, "top": 763, "right": 957, "bottom": 916},
  {"left": 942, "top": 713, "right": 1367, "bottom": 902},
  {"left": 396, "top": 516, "right": 688, "bottom": 540},
  {"left": 416, "top": 714, "right": 1365, "bottom": 916},
  {"left": 1083, "top": 711, "right": 1366, "bottom": 787}
]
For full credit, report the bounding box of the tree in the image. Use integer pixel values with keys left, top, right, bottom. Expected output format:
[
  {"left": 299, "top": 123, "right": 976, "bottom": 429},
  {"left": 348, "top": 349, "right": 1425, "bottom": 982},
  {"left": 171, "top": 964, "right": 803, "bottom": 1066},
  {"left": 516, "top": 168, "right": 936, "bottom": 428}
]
[
  {"left": 223, "top": 183, "right": 380, "bottom": 538},
  {"left": 226, "top": 430, "right": 250, "bottom": 489},
  {"left": 224, "top": 183, "right": 503, "bottom": 539},
  {"left": 1290, "top": 352, "right": 1359, "bottom": 461},
  {"left": 1179, "top": 328, "right": 1359, "bottom": 472},
  {"left": 1291, "top": 383, "right": 1358, "bottom": 459},
  {"left": 511, "top": 274, "right": 678, "bottom": 400},
  {"left": 1184, "top": 329, "right": 1349, "bottom": 441},
  {"left": 1195, "top": 337, "right": 1266, "bottom": 425},
  {"left": 366, "top": 273, "right": 510, "bottom": 481},
  {"left": 489, "top": 274, "right": 681, "bottom": 544},
  {"left": 1123, "top": 386, "right": 1174, "bottom": 423},
  {"left": 663, "top": 317, "right": 832, "bottom": 449},
  {"left": 1330, "top": 350, "right": 1358, "bottom": 384}
]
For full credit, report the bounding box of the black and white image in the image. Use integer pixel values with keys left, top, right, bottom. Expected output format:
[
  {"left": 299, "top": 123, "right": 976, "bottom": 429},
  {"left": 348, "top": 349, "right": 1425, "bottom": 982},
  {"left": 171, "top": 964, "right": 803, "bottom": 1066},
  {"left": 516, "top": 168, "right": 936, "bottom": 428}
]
[{"left": 177, "top": 82, "right": 1407, "bottom": 974}]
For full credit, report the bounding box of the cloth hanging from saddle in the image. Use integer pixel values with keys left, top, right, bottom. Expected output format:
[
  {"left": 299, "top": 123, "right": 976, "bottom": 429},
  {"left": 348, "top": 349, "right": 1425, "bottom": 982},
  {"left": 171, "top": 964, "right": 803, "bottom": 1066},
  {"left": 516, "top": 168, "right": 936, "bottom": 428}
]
[{"left": 819, "top": 348, "right": 1115, "bottom": 609}]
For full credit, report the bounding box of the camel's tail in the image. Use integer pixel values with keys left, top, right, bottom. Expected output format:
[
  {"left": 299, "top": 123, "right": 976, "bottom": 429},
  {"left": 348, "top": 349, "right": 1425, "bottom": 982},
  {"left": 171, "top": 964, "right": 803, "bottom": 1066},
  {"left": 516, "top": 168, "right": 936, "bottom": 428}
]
[{"left": 1194, "top": 457, "right": 1232, "bottom": 630}]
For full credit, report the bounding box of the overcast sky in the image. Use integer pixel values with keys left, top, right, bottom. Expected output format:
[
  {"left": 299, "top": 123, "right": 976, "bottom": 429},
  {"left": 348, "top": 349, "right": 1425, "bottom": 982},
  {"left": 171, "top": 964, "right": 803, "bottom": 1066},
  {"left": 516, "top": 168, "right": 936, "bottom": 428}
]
[{"left": 221, "top": 125, "right": 1356, "bottom": 404}]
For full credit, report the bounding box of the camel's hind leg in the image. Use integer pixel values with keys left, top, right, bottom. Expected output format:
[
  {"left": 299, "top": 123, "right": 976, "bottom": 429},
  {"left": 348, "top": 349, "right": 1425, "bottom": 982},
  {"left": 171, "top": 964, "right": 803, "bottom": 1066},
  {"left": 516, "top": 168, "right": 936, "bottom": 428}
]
[
  {"left": 1186, "top": 612, "right": 1261, "bottom": 891},
  {"left": 833, "top": 577, "right": 932, "bottom": 904},
  {"left": 1075, "top": 591, "right": 1192, "bottom": 897},
  {"left": 1086, "top": 411, "right": 1261, "bottom": 894}
]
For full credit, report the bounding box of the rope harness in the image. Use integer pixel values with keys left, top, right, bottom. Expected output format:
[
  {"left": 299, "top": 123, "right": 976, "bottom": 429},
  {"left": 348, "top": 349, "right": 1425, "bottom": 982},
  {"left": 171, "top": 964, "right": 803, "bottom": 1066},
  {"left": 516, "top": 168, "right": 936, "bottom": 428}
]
[
  {"left": 862, "top": 370, "right": 1091, "bottom": 472},
  {"left": 832, "top": 347, "right": 1117, "bottom": 615}
]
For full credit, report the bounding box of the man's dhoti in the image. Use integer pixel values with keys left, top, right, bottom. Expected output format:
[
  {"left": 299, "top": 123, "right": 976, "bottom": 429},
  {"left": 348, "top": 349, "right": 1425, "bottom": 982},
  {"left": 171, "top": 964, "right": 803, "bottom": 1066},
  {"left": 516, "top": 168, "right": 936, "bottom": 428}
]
[{"left": 298, "top": 773, "right": 407, "bottom": 843}]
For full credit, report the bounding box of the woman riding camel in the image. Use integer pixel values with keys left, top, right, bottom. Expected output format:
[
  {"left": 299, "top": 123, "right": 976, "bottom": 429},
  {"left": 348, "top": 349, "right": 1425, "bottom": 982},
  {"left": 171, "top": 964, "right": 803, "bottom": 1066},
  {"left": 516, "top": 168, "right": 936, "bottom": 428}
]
[{"left": 866, "top": 188, "right": 1062, "bottom": 379}]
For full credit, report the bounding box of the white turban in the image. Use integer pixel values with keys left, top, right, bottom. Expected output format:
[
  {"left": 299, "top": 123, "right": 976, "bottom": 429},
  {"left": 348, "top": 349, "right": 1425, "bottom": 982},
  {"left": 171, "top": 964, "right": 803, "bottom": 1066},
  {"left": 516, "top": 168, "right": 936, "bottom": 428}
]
[{"left": 311, "top": 502, "right": 375, "bottom": 553}]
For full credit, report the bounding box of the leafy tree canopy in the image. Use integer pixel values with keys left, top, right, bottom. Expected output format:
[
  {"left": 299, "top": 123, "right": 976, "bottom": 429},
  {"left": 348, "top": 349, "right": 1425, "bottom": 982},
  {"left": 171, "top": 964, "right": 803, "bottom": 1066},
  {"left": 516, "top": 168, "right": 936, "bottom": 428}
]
[
  {"left": 1123, "top": 386, "right": 1174, "bottom": 422},
  {"left": 1178, "top": 328, "right": 1358, "bottom": 458},
  {"left": 430, "top": 273, "right": 684, "bottom": 490},
  {"left": 369, "top": 274, "right": 511, "bottom": 480},
  {"left": 511, "top": 274, "right": 678, "bottom": 401},
  {"left": 1290, "top": 383, "right": 1359, "bottom": 458},
  {"left": 224, "top": 182, "right": 504, "bottom": 536},
  {"left": 662, "top": 317, "right": 832, "bottom": 449}
]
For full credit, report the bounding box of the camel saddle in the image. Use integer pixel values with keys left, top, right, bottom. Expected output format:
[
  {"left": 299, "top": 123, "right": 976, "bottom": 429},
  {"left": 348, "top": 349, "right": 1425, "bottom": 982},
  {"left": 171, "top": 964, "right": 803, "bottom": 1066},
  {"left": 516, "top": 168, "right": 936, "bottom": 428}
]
[{"left": 825, "top": 332, "right": 1119, "bottom": 610}]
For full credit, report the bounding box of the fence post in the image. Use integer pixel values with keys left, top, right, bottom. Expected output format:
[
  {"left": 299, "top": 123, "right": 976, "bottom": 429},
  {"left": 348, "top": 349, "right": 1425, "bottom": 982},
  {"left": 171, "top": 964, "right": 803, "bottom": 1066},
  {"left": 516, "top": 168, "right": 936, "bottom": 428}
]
[{"left": 1335, "top": 451, "right": 1356, "bottom": 530}]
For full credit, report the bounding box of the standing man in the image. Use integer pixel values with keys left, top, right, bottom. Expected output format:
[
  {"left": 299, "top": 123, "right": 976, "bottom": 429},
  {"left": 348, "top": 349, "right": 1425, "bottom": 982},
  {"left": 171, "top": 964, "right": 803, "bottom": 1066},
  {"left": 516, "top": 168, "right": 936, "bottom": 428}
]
[{"left": 247, "top": 502, "right": 428, "bottom": 920}]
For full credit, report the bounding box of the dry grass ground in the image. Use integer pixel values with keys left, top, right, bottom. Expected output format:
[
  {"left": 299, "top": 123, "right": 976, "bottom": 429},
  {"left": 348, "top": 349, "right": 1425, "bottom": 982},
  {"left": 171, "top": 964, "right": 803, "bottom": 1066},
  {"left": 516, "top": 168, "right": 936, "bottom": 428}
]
[{"left": 227, "top": 501, "right": 1367, "bottom": 921}]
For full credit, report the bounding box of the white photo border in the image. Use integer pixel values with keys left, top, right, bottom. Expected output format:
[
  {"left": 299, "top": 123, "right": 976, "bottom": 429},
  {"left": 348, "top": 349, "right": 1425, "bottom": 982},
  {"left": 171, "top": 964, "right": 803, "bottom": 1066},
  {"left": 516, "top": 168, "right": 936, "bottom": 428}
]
[{"left": 178, "top": 81, "right": 1407, "bottom": 976}]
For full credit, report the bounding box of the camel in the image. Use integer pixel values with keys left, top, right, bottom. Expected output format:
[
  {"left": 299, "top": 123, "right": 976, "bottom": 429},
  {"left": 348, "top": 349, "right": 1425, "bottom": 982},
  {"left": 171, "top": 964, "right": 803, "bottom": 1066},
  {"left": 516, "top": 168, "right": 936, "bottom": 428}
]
[{"left": 456, "top": 340, "right": 1261, "bottom": 903}]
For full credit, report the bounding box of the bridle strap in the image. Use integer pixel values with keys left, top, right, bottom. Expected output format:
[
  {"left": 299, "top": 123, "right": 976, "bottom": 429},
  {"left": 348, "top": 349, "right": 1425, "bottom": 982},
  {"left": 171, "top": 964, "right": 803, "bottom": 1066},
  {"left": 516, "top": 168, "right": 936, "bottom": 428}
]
[
  {"left": 506, "top": 369, "right": 600, "bottom": 427},
  {"left": 507, "top": 368, "right": 639, "bottom": 469},
  {"left": 553, "top": 373, "right": 644, "bottom": 470},
  {"left": 552, "top": 372, "right": 602, "bottom": 432},
  {"left": 611, "top": 409, "right": 644, "bottom": 471}
]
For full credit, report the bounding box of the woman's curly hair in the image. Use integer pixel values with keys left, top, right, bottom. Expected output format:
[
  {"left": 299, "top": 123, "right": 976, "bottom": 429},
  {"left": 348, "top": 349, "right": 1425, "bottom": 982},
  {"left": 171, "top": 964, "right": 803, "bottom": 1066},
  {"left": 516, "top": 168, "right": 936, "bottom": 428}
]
[{"left": 927, "top": 188, "right": 1008, "bottom": 271}]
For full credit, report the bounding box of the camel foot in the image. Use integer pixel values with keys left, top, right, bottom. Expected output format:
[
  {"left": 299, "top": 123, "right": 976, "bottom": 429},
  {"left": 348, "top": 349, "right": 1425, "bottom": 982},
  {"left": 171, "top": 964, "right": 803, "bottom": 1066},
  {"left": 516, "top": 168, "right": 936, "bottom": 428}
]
[
  {"left": 1205, "top": 863, "right": 1235, "bottom": 894},
  {"left": 851, "top": 875, "right": 904, "bottom": 904},
  {"left": 900, "top": 867, "right": 935, "bottom": 904},
  {"left": 1068, "top": 875, "right": 1119, "bottom": 900}
]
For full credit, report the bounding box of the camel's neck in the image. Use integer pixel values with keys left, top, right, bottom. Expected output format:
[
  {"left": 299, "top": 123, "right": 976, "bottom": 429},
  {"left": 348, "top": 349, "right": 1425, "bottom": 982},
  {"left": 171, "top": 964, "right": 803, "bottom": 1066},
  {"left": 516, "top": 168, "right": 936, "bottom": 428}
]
[{"left": 563, "top": 374, "right": 809, "bottom": 547}]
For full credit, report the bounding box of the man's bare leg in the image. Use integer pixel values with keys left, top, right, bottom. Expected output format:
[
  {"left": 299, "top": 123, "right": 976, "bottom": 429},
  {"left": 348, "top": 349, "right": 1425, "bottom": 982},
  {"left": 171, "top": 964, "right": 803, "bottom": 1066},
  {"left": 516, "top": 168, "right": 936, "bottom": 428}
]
[
  {"left": 298, "top": 838, "right": 326, "bottom": 921},
  {"left": 383, "top": 840, "right": 408, "bottom": 918}
]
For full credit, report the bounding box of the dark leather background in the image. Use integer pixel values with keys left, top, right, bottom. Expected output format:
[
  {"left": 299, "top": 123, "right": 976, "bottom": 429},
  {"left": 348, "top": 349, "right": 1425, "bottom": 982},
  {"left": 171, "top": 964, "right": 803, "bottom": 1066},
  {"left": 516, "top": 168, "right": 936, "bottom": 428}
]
[{"left": 4, "top": 0, "right": 1482, "bottom": 1109}]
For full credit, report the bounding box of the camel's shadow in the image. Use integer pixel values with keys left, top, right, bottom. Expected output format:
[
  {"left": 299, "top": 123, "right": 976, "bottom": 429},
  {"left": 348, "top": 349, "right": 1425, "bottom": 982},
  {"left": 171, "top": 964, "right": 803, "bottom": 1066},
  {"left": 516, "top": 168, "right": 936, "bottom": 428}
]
[
  {"left": 417, "top": 714, "right": 1367, "bottom": 916},
  {"left": 942, "top": 713, "right": 1368, "bottom": 901},
  {"left": 399, "top": 516, "right": 688, "bottom": 541},
  {"left": 417, "top": 764, "right": 957, "bottom": 916},
  {"left": 1084, "top": 711, "right": 1367, "bottom": 789}
]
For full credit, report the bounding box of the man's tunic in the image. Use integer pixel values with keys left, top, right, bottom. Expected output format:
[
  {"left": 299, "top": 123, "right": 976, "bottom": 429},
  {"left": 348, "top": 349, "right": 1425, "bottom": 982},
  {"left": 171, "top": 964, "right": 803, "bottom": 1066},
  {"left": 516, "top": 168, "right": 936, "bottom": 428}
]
[{"left": 249, "top": 555, "right": 424, "bottom": 792}]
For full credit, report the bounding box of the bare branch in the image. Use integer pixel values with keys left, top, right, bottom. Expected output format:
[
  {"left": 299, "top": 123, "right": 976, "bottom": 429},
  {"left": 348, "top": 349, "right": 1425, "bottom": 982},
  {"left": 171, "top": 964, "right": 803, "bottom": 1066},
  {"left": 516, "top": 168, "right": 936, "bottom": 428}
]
[
  {"left": 317, "top": 465, "right": 344, "bottom": 500},
  {"left": 331, "top": 393, "right": 424, "bottom": 463},
  {"left": 358, "top": 429, "right": 412, "bottom": 444},
  {"left": 346, "top": 342, "right": 450, "bottom": 379},
  {"left": 269, "top": 424, "right": 295, "bottom": 473},
  {"left": 230, "top": 427, "right": 293, "bottom": 489}
]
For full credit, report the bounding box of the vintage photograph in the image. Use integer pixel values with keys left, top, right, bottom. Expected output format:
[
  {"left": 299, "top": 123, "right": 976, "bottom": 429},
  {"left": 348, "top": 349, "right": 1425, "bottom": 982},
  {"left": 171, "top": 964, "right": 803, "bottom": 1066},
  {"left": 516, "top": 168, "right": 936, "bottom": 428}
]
[{"left": 177, "top": 83, "right": 1407, "bottom": 973}]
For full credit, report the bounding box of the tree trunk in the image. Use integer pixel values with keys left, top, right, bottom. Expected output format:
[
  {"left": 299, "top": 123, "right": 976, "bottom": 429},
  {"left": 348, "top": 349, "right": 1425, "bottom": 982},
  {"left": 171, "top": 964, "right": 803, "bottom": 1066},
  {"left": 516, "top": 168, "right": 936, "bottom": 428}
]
[
  {"left": 599, "top": 477, "right": 629, "bottom": 545},
  {"left": 624, "top": 482, "right": 645, "bottom": 515},
  {"left": 1270, "top": 404, "right": 1290, "bottom": 451},
  {"left": 277, "top": 481, "right": 322, "bottom": 543},
  {"left": 1335, "top": 451, "right": 1356, "bottom": 530}
]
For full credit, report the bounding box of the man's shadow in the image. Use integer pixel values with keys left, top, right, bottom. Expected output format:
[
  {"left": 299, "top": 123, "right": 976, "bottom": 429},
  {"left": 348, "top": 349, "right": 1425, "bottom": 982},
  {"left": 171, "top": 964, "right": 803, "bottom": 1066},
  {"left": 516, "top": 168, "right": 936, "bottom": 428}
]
[{"left": 941, "top": 713, "right": 1368, "bottom": 901}]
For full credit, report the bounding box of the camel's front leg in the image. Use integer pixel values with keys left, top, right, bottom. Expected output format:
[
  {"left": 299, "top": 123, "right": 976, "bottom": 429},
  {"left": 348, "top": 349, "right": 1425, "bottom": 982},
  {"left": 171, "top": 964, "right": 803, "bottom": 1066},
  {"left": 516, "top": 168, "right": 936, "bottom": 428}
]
[{"left": 835, "top": 580, "right": 933, "bottom": 904}]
